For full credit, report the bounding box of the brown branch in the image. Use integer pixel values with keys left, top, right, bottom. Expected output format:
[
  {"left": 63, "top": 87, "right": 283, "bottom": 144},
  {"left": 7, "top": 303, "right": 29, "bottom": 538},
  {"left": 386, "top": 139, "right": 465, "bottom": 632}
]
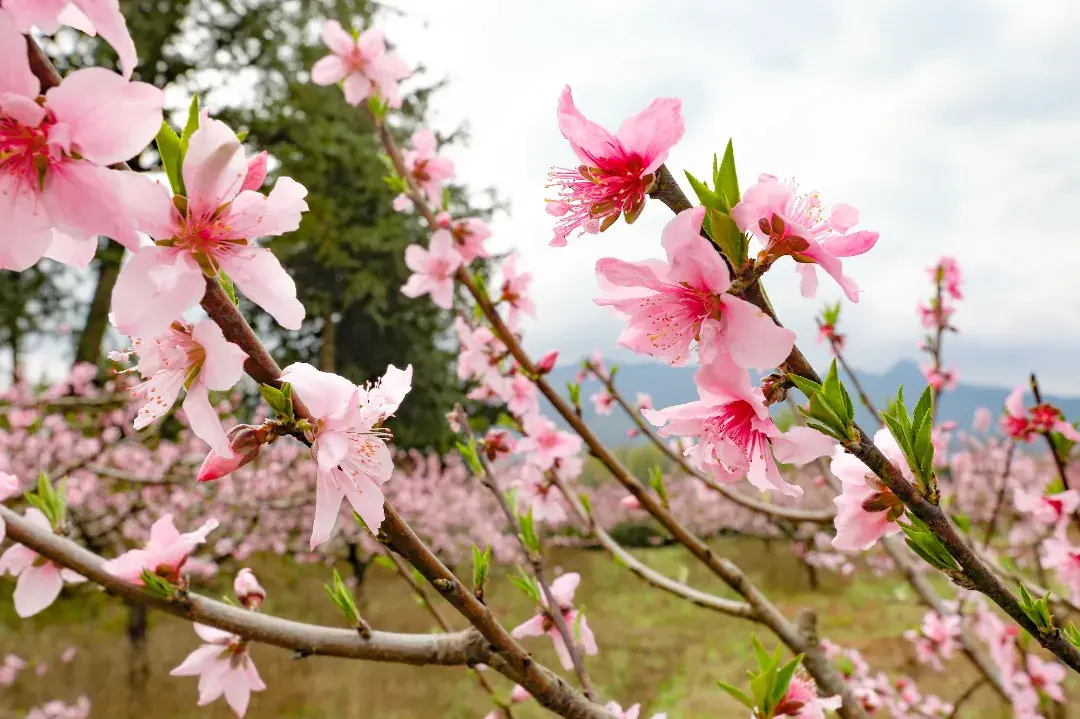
[
  {"left": 648, "top": 166, "right": 1080, "bottom": 674},
  {"left": 981, "top": 440, "right": 1017, "bottom": 547},
  {"left": 379, "top": 544, "right": 515, "bottom": 719},
  {"left": 0, "top": 504, "right": 488, "bottom": 666}
]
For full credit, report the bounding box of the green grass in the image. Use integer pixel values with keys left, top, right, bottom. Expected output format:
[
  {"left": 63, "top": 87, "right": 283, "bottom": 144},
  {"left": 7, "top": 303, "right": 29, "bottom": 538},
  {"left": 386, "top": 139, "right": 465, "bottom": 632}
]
[{"left": 0, "top": 538, "right": 1062, "bottom": 717}]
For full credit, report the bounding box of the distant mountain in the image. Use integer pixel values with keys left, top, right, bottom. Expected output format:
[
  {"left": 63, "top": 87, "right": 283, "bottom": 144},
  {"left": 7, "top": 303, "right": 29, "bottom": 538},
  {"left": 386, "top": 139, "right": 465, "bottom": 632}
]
[{"left": 543, "top": 358, "right": 1080, "bottom": 447}]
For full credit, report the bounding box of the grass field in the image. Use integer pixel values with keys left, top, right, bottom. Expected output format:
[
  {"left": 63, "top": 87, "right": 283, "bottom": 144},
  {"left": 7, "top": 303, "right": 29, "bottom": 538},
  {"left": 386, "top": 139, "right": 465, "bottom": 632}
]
[{"left": 0, "top": 538, "right": 1057, "bottom": 718}]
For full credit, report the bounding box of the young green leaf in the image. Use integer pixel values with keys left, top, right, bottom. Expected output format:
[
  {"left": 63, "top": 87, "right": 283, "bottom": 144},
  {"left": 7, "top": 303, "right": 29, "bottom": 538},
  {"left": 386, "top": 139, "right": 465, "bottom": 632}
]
[
  {"left": 155, "top": 122, "right": 183, "bottom": 194},
  {"left": 716, "top": 681, "right": 754, "bottom": 710},
  {"left": 715, "top": 139, "right": 740, "bottom": 210},
  {"left": 178, "top": 94, "right": 200, "bottom": 167}
]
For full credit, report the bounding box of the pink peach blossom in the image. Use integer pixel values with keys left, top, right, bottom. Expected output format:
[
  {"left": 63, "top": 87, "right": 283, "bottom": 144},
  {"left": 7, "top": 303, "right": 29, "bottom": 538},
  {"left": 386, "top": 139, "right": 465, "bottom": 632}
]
[
  {"left": 1041, "top": 533, "right": 1080, "bottom": 603},
  {"left": 731, "top": 174, "right": 879, "bottom": 302},
  {"left": 435, "top": 212, "right": 491, "bottom": 262},
  {"left": 197, "top": 425, "right": 267, "bottom": 482},
  {"left": 595, "top": 207, "right": 794, "bottom": 368},
  {"left": 0, "top": 10, "right": 163, "bottom": 271},
  {"left": 393, "top": 129, "right": 455, "bottom": 210},
  {"left": 1025, "top": 654, "right": 1066, "bottom": 703},
  {"left": 972, "top": 407, "right": 991, "bottom": 434},
  {"left": 1013, "top": 488, "right": 1080, "bottom": 526},
  {"left": 511, "top": 572, "right": 598, "bottom": 670},
  {"left": 547, "top": 86, "right": 683, "bottom": 246},
  {"left": 774, "top": 672, "right": 843, "bottom": 719},
  {"left": 499, "top": 251, "right": 535, "bottom": 328},
  {"left": 0, "top": 509, "right": 85, "bottom": 617},
  {"left": 536, "top": 350, "right": 559, "bottom": 374},
  {"left": 171, "top": 623, "right": 265, "bottom": 717},
  {"left": 590, "top": 390, "right": 614, "bottom": 416},
  {"left": 401, "top": 231, "right": 463, "bottom": 310},
  {"left": 110, "top": 115, "right": 308, "bottom": 338},
  {"left": 1001, "top": 384, "right": 1080, "bottom": 443},
  {"left": 929, "top": 257, "right": 963, "bottom": 300},
  {"left": 515, "top": 464, "right": 567, "bottom": 524},
  {"left": 830, "top": 428, "right": 907, "bottom": 551},
  {"left": 516, "top": 413, "right": 583, "bottom": 470},
  {"left": 233, "top": 568, "right": 265, "bottom": 609},
  {"left": 279, "top": 362, "right": 411, "bottom": 547},
  {"left": 5, "top": 0, "right": 137, "bottom": 79},
  {"left": 310, "top": 20, "right": 409, "bottom": 108},
  {"left": 904, "top": 611, "right": 961, "bottom": 671},
  {"left": 101, "top": 513, "right": 218, "bottom": 585},
  {"left": 505, "top": 373, "right": 540, "bottom": 417},
  {"left": 644, "top": 353, "right": 833, "bottom": 497},
  {"left": 118, "top": 319, "right": 247, "bottom": 457},
  {"left": 0, "top": 472, "right": 17, "bottom": 542},
  {"left": 635, "top": 392, "right": 653, "bottom": 412}
]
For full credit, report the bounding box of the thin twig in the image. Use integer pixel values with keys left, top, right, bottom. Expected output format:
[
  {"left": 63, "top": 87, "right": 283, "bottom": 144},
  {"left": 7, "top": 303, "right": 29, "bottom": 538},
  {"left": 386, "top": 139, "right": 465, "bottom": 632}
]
[
  {"left": 981, "top": 441, "right": 1017, "bottom": 547},
  {"left": 456, "top": 408, "right": 598, "bottom": 701},
  {"left": 1031, "top": 373, "right": 1071, "bottom": 490}
]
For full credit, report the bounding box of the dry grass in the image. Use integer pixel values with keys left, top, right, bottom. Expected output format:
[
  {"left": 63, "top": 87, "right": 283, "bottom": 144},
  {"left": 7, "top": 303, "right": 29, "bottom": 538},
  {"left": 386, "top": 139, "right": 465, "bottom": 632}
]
[{"left": 0, "top": 538, "right": 1067, "bottom": 717}]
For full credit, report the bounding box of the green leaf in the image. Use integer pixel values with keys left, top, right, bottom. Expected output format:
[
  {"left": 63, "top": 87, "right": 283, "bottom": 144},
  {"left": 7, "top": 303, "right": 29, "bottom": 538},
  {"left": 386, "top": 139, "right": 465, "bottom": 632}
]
[
  {"left": 684, "top": 170, "right": 722, "bottom": 211},
  {"left": 218, "top": 271, "right": 239, "bottom": 307},
  {"left": 820, "top": 360, "right": 850, "bottom": 425},
  {"left": 880, "top": 412, "right": 912, "bottom": 457},
  {"left": 707, "top": 208, "right": 748, "bottom": 268},
  {"left": 455, "top": 439, "right": 483, "bottom": 475},
  {"left": 567, "top": 382, "right": 581, "bottom": 407},
  {"left": 178, "top": 94, "right": 200, "bottom": 168},
  {"left": 471, "top": 544, "right": 491, "bottom": 594},
  {"left": 648, "top": 466, "right": 669, "bottom": 508},
  {"left": 771, "top": 655, "right": 803, "bottom": 708},
  {"left": 508, "top": 567, "right": 541, "bottom": 604},
  {"left": 715, "top": 139, "right": 741, "bottom": 210},
  {"left": 155, "top": 121, "right": 183, "bottom": 195},
  {"left": 716, "top": 681, "right": 755, "bottom": 710},
  {"left": 952, "top": 513, "right": 971, "bottom": 533},
  {"left": 788, "top": 374, "right": 823, "bottom": 399},
  {"left": 259, "top": 383, "right": 292, "bottom": 420},
  {"left": 235, "top": 130, "right": 248, "bottom": 143},
  {"left": 751, "top": 636, "right": 770, "bottom": 670},
  {"left": 441, "top": 185, "right": 452, "bottom": 211},
  {"left": 518, "top": 507, "right": 540, "bottom": 554}
]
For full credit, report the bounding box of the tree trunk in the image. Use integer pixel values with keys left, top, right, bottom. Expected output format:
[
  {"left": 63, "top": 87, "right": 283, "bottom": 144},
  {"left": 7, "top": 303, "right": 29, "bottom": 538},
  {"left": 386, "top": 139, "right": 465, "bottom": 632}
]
[
  {"left": 345, "top": 542, "right": 370, "bottom": 608},
  {"left": 74, "top": 243, "right": 124, "bottom": 367},
  {"left": 321, "top": 309, "right": 336, "bottom": 372},
  {"left": 125, "top": 600, "right": 150, "bottom": 711}
]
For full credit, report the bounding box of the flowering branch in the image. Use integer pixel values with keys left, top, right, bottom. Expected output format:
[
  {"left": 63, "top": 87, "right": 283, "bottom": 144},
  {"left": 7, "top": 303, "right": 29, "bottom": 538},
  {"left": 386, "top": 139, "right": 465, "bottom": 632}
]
[
  {"left": 455, "top": 408, "right": 598, "bottom": 701},
  {"left": 1030, "top": 373, "right": 1073, "bottom": 491},
  {"left": 372, "top": 109, "right": 867, "bottom": 718},
  {"left": 647, "top": 162, "right": 1080, "bottom": 674},
  {"left": 0, "top": 503, "right": 487, "bottom": 666},
  {"left": 981, "top": 440, "right": 1018, "bottom": 547}
]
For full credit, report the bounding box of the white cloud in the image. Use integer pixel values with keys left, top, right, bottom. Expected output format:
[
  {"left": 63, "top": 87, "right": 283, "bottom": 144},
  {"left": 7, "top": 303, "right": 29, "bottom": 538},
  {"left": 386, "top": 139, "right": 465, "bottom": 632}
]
[{"left": 380, "top": 0, "right": 1080, "bottom": 393}]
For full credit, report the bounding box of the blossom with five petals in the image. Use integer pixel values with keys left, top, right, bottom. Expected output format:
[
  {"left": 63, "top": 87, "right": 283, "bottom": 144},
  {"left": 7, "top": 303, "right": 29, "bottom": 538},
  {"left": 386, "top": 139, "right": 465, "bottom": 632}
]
[
  {"left": 0, "top": 509, "right": 85, "bottom": 617},
  {"left": 516, "top": 413, "right": 583, "bottom": 470},
  {"left": 595, "top": 207, "right": 794, "bottom": 368},
  {"left": 0, "top": 10, "right": 163, "bottom": 271},
  {"left": 117, "top": 319, "right": 247, "bottom": 457},
  {"left": 731, "top": 174, "right": 878, "bottom": 302},
  {"left": 310, "top": 20, "right": 409, "bottom": 108},
  {"left": 830, "top": 428, "right": 907, "bottom": 551},
  {"left": 101, "top": 513, "right": 218, "bottom": 585},
  {"left": 511, "top": 572, "right": 598, "bottom": 670},
  {"left": 110, "top": 115, "right": 308, "bottom": 338},
  {"left": 546, "top": 86, "right": 683, "bottom": 246},
  {"left": 645, "top": 353, "right": 833, "bottom": 497},
  {"left": 280, "top": 362, "right": 412, "bottom": 547},
  {"left": 171, "top": 623, "right": 265, "bottom": 718},
  {"left": 392, "top": 129, "right": 455, "bottom": 211},
  {"left": 401, "top": 231, "right": 462, "bottom": 309}
]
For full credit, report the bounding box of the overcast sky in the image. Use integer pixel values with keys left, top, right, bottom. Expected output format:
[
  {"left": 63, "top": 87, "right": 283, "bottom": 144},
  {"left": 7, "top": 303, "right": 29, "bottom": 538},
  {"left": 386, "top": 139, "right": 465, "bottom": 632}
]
[{"left": 382, "top": 0, "right": 1080, "bottom": 393}]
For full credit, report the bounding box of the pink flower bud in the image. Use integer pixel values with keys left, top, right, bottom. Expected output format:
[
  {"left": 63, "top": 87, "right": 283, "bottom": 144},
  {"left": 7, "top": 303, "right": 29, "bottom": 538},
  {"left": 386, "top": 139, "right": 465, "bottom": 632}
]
[
  {"left": 197, "top": 424, "right": 267, "bottom": 482},
  {"left": 620, "top": 494, "right": 642, "bottom": 511},
  {"left": 240, "top": 151, "right": 268, "bottom": 192},
  {"left": 510, "top": 684, "right": 531, "bottom": 703},
  {"left": 536, "top": 350, "right": 558, "bottom": 374},
  {"left": 234, "top": 568, "right": 266, "bottom": 609}
]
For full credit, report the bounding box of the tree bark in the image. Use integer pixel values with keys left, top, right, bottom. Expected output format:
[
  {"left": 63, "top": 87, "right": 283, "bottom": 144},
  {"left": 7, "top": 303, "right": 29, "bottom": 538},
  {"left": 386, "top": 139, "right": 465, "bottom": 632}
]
[
  {"left": 125, "top": 599, "right": 150, "bottom": 711},
  {"left": 74, "top": 244, "right": 124, "bottom": 367}
]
